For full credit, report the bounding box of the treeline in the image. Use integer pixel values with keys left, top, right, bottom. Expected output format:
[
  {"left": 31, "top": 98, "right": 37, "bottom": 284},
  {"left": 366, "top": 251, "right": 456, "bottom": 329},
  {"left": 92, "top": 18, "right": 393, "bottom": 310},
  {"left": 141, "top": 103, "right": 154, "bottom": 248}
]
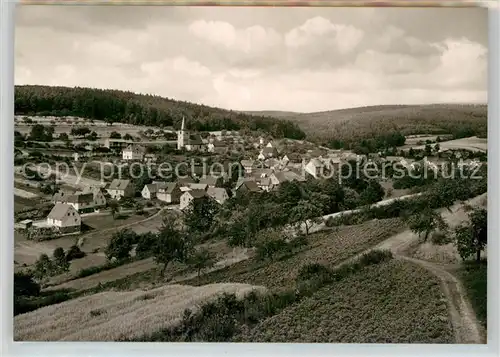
[{"left": 14, "top": 85, "right": 306, "bottom": 140}]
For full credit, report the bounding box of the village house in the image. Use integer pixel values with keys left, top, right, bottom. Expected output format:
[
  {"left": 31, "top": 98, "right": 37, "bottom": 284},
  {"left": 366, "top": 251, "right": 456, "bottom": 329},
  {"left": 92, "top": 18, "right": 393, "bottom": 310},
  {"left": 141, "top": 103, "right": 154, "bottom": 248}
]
[
  {"left": 59, "top": 193, "right": 96, "bottom": 213},
  {"left": 107, "top": 179, "right": 135, "bottom": 200},
  {"left": 305, "top": 158, "right": 325, "bottom": 179},
  {"left": 207, "top": 140, "right": 227, "bottom": 154},
  {"left": 188, "top": 183, "right": 209, "bottom": 191},
  {"left": 241, "top": 159, "right": 256, "bottom": 174},
  {"left": 270, "top": 170, "right": 306, "bottom": 186},
  {"left": 157, "top": 182, "right": 182, "bottom": 204},
  {"left": 198, "top": 175, "right": 223, "bottom": 188},
  {"left": 235, "top": 180, "right": 262, "bottom": 196},
  {"left": 51, "top": 189, "right": 76, "bottom": 204},
  {"left": 207, "top": 187, "right": 230, "bottom": 205},
  {"left": 177, "top": 176, "right": 196, "bottom": 191},
  {"left": 142, "top": 183, "right": 160, "bottom": 200},
  {"left": 122, "top": 144, "right": 145, "bottom": 161},
  {"left": 180, "top": 189, "right": 208, "bottom": 210},
  {"left": 78, "top": 186, "right": 107, "bottom": 209},
  {"left": 256, "top": 176, "right": 273, "bottom": 192},
  {"left": 258, "top": 146, "right": 279, "bottom": 160},
  {"left": 46, "top": 203, "right": 81, "bottom": 234}
]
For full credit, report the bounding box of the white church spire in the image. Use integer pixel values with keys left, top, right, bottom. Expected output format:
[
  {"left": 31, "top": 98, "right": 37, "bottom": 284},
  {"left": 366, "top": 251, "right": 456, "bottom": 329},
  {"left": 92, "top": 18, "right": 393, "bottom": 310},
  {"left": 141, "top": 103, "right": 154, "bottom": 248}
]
[{"left": 181, "top": 116, "right": 185, "bottom": 131}]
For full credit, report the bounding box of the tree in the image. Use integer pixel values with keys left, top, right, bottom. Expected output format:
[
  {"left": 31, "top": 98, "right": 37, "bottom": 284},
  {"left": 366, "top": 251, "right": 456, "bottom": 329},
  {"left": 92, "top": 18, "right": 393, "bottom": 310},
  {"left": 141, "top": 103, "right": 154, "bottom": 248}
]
[
  {"left": 70, "top": 126, "right": 91, "bottom": 138},
  {"left": 33, "top": 253, "right": 55, "bottom": 281},
  {"left": 434, "top": 143, "right": 441, "bottom": 153},
  {"left": 189, "top": 248, "right": 216, "bottom": 277},
  {"left": 408, "top": 147, "right": 415, "bottom": 158},
  {"left": 52, "top": 247, "right": 70, "bottom": 273},
  {"left": 58, "top": 132, "right": 69, "bottom": 142},
  {"left": 454, "top": 208, "right": 487, "bottom": 263},
  {"left": 290, "top": 200, "right": 323, "bottom": 236},
  {"left": 123, "top": 133, "right": 133, "bottom": 141},
  {"left": 424, "top": 144, "right": 432, "bottom": 156},
  {"left": 135, "top": 232, "right": 159, "bottom": 259},
  {"left": 359, "top": 180, "right": 385, "bottom": 205},
  {"left": 14, "top": 271, "right": 40, "bottom": 297},
  {"left": 88, "top": 131, "right": 98, "bottom": 141},
  {"left": 109, "top": 131, "right": 121, "bottom": 139},
  {"left": 152, "top": 216, "right": 192, "bottom": 278},
  {"left": 104, "top": 229, "right": 136, "bottom": 262},
  {"left": 108, "top": 199, "right": 120, "bottom": 219},
  {"left": 407, "top": 208, "right": 448, "bottom": 242},
  {"left": 183, "top": 196, "right": 220, "bottom": 235}
]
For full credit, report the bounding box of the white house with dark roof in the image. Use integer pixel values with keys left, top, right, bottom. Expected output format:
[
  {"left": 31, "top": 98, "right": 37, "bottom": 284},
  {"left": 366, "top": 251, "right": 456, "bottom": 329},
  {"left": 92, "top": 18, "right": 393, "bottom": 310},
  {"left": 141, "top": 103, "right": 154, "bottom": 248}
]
[
  {"left": 142, "top": 183, "right": 159, "bottom": 200},
  {"left": 157, "top": 182, "right": 182, "bottom": 204},
  {"left": 107, "top": 179, "right": 134, "bottom": 200},
  {"left": 46, "top": 203, "right": 81, "bottom": 233},
  {"left": 305, "top": 158, "right": 325, "bottom": 178},
  {"left": 240, "top": 159, "right": 255, "bottom": 174},
  {"left": 122, "top": 144, "right": 145, "bottom": 161},
  {"left": 207, "top": 187, "right": 229, "bottom": 205},
  {"left": 180, "top": 189, "right": 208, "bottom": 210}
]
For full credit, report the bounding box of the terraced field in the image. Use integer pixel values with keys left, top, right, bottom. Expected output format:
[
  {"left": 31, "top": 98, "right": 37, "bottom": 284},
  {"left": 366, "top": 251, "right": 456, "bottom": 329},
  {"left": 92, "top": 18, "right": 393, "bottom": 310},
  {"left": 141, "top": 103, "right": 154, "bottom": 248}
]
[
  {"left": 186, "top": 218, "right": 406, "bottom": 289},
  {"left": 237, "top": 259, "right": 453, "bottom": 343}
]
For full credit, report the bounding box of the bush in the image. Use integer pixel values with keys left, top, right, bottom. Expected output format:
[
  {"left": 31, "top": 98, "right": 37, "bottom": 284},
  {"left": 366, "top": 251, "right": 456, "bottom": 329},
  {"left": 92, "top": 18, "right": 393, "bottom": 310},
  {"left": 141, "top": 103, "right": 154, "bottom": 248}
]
[
  {"left": 296, "top": 263, "right": 332, "bottom": 282},
  {"left": 359, "top": 250, "right": 393, "bottom": 266},
  {"left": 66, "top": 245, "right": 86, "bottom": 261},
  {"left": 430, "top": 231, "right": 451, "bottom": 245}
]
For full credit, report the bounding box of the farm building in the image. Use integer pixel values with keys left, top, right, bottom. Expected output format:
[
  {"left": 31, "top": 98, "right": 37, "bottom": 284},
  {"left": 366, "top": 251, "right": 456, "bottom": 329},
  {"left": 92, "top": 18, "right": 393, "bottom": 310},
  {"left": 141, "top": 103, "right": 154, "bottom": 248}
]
[
  {"left": 141, "top": 184, "right": 159, "bottom": 200},
  {"left": 107, "top": 179, "right": 134, "bottom": 200},
  {"left": 46, "top": 203, "right": 81, "bottom": 234},
  {"left": 235, "top": 180, "right": 262, "bottom": 196}
]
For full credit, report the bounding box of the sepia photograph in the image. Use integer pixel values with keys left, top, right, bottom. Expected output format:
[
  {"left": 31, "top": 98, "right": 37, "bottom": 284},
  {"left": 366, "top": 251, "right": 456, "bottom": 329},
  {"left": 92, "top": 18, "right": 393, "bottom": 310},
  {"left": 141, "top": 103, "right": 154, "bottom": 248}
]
[{"left": 12, "top": 5, "right": 488, "bottom": 344}]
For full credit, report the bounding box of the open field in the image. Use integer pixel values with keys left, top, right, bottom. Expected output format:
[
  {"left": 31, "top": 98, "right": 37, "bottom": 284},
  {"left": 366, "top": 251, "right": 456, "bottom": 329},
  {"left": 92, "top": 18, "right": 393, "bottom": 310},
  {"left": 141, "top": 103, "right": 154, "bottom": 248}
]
[
  {"left": 14, "top": 210, "right": 161, "bottom": 266},
  {"left": 410, "top": 136, "right": 487, "bottom": 152},
  {"left": 272, "top": 104, "right": 487, "bottom": 142},
  {"left": 14, "top": 188, "right": 39, "bottom": 199},
  {"left": 14, "top": 283, "right": 265, "bottom": 341},
  {"left": 237, "top": 259, "right": 453, "bottom": 343}
]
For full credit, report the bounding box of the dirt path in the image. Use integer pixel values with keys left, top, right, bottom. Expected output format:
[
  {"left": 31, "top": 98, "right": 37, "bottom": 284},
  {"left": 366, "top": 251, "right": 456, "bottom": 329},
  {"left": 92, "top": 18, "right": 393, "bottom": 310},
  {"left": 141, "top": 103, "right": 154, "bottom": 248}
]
[
  {"left": 398, "top": 255, "right": 484, "bottom": 344},
  {"left": 325, "top": 193, "right": 487, "bottom": 344}
]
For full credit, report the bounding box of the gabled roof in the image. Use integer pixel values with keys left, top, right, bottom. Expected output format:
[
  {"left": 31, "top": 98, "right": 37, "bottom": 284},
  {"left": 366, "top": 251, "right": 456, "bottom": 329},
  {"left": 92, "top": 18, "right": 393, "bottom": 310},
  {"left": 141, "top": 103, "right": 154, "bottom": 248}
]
[
  {"left": 308, "top": 158, "right": 324, "bottom": 168},
  {"left": 65, "top": 193, "right": 94, "bottom": 204},
  {"left": 240, "top": 180, "right": 261, "bottom": 192},
  {"left": 184, "top": 189, "right": 207, "bottom": 199},
  {"left": 187, "top": 134, "right": 203, "bottom": 146},
  {"left": 207, "top": 187, "right": 228, "bottom": 202},
  {"left": 189, "top": 183, "right": 208, "bottom": 191},
  {"left": 177, "top": 176, "right": 195, "bottom": 185},
  {"left": 198, "top": 176, "right": 221, "bottom": 186},
  {"left": 108, "top": 179, "right": 131, "bottom": 190},
  {"left": 124, "top": 144, "right": 145, "bottom": 153},
  {"left": 144, "top": 184, "right": 158, "bottom": 193},
  {"left": 47, "top": 203, "right": 78, "bottom": 221},
  {"left": 52, "top": 189, "right": 76, "bottom": 202},
  {"left": 240, "top": 159, "right": 255, "bottom": 168}
]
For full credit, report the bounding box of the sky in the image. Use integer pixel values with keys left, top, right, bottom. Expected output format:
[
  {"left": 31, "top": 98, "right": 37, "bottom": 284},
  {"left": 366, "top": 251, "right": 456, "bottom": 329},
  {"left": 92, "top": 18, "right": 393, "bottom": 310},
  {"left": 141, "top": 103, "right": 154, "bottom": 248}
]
[{"left": 15, "top": 6, "right": 488, "bottom": 113}]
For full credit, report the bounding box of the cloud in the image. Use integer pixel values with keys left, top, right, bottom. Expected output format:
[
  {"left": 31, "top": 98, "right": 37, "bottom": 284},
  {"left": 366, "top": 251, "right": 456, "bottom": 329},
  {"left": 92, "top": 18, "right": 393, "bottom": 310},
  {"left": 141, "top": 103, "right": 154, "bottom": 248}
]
[{"left": 15, "top": 7, "right": 488, "bottom": 113}]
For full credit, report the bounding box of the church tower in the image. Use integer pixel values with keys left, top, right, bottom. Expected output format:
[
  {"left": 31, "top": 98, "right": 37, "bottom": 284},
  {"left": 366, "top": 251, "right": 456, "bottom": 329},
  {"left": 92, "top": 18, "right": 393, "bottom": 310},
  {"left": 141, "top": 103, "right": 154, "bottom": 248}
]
[{"left": 177, "top": 116, "right": 186, "bottom": 150}]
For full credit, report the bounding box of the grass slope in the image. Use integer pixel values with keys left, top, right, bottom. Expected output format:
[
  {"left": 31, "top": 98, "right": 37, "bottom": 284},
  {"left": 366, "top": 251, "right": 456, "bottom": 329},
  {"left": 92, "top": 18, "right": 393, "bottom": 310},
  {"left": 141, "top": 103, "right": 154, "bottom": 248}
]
[
  {"left": 276, "top": 104, "right": 487, "bottom": 143},
  {"left": 14, "top": 283, "right": 265, "bottom": 341},
  {"left": 238, "top": 259, "right": 454, "bottom": 343}
]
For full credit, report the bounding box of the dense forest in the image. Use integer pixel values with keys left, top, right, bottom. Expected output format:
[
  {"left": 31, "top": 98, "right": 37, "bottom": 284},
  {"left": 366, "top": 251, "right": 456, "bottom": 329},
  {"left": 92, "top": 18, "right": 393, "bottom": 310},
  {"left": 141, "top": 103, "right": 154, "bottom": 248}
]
[{"left": 14, "top": 85, "right": 306, "bottom": 140}]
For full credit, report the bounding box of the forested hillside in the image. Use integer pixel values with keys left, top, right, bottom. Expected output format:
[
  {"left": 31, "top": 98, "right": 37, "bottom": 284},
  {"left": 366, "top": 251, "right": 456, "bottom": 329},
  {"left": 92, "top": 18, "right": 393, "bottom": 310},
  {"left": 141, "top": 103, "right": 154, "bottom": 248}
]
[
  {"left": 273, "top": 104, "right": 487, "bottom": 148},
  {"left": 14, "top": 85, "right": 306, "bottom": 140}
]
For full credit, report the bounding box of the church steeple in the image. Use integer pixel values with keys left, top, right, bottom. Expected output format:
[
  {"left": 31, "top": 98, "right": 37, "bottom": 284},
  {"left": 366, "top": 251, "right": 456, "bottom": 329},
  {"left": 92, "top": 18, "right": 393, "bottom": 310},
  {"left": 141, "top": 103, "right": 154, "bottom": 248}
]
[{"left": 177, "top": 116, "right": 186, "bottom": 150}]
